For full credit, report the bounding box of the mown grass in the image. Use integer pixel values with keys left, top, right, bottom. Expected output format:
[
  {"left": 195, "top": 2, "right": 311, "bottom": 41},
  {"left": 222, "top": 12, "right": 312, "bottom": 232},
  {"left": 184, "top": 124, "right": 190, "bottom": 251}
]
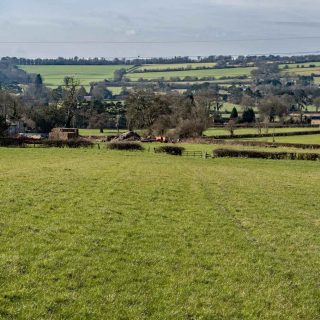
[{"left": 0, "top": 148, "right": 320, "bottom": 319}]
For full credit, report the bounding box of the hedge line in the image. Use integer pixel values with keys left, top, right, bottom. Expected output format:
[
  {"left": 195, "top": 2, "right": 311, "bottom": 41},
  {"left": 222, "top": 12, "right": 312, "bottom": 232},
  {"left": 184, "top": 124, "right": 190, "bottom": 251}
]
[
  {"left": 0, "top": 138, "right": 94, "bottom": 148},
  {"left": 210, "top": 139, "right": 320, "bottom": 150},
  {"left": 43, "top": 140, "right": 94, "bottom": 148},
  {"left": 154, "top": 146, "right": 185, "bottom": 156},
  {"left": 107, "top": 142, "right": 144, "bottom": 151},
  {"left": 202, "top": 130, "right": 320, "bottom": 140},
  {"left": 213, "top": 148, "right": 320, "bottom": 161}
]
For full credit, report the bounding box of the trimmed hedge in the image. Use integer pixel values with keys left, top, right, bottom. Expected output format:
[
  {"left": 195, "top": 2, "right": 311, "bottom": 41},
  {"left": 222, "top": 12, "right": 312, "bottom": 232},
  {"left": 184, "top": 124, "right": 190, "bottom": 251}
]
[
  {"left": 210, "top": 139, "right": 320, "bottom": 150},
  {"left": 0, "top": 138, "right": 26, "bottom": 147},
  {"left": 43, "top": 140, "right": 94, "bottom": 148},
  {"left": 213, "top": 148, "right": 320, "bottom": 161},
  {"left": 201, "top": 130, "right": 320, "bottom": 140},
  {"left": 107, "top": 141, "right": 144, "bottom": 151},
  {"left": 154, "top": 146, "right": 185, "bottom": 156}
]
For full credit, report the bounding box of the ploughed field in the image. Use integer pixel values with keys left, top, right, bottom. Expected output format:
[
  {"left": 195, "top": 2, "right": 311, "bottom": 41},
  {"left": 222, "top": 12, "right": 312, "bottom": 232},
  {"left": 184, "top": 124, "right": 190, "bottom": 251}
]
[{"left": 0, "top": 148, "right": 320, "bottom": 319}]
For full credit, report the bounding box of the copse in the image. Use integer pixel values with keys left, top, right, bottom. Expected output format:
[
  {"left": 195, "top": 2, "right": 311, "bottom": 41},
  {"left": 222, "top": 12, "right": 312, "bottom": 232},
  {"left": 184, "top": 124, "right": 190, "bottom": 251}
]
[{"left": 125, "top": 89, "right": 211, "bottom": 138}]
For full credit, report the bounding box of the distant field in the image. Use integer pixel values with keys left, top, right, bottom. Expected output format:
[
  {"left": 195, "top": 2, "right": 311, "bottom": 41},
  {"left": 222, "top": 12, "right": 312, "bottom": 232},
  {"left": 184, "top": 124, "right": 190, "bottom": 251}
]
[
  {"left": 79, "top": 128, "right": 127, "bottom": 136},
  {"left": 280, "top": 61, "right": 320, "bottom": 69},
  {"left": 127, "top": 67, "right": 254, "bottom": 81},
  {"left": 19, "top": 65, "right": 132, "bottom": 89},
  {"left": 136, "top": 62, "right": 216, "bottom": 71},
  {"left": 1, "top": 148, "right": 320, "bottom": 319},
  {"left": 204, "top": 127, "right": 320, "bottom": 136}
]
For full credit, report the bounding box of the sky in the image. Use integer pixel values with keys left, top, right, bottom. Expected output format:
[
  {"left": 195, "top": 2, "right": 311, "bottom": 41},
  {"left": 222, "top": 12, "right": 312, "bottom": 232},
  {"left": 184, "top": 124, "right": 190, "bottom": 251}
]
[{"left": 0, "top": 0, "right": 320, "bottom": 58}]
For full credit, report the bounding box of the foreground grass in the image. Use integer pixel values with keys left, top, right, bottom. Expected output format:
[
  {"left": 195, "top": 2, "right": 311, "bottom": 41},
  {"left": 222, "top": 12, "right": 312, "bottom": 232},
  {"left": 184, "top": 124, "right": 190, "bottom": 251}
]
[{"left": 0, "top": 148, "right": 320, "bottom": 319}]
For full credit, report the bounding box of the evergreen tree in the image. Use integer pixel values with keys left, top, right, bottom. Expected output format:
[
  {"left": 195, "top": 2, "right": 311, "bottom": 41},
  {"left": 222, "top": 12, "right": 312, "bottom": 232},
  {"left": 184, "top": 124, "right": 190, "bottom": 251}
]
[
  {"left": 230, "top": 107, "right": 238, "bottom": 119},
  {"left": 242, "top": 108, "right": 255, "bottom": 123}
]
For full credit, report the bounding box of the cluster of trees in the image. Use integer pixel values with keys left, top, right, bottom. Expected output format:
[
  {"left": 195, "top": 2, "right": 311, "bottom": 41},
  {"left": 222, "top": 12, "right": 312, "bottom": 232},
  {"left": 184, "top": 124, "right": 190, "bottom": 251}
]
[
  {"left": 0, "top": 61, "right": 34, "bottom": 92},
  {"left": 0, "top": 74, "right": 126, "bottom": 134},
  {"left": 125, "top": 89, "right": 223, "bottom": 138}
]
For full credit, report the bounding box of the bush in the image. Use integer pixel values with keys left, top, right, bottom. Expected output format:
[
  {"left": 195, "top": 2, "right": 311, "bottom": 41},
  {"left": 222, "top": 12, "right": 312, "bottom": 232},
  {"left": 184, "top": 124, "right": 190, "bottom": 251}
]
[
  {"left": 107, "top": 141, "right": 144, "bottom": 151},
  {"left": 43, "top": 140, "right": 94, "bottom": 148},
  {"left": 154, "top": 146, "right": 185, "bottom": 156}
]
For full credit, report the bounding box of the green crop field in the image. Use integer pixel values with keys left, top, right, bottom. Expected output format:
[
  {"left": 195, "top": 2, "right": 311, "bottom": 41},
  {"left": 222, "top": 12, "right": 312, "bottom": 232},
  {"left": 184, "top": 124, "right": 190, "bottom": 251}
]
[
  {"left": 19, "top": 65, "right": 132, "bottom": 89},
  {"left": 127, "top": 67, "right": 254, "bottom": 81},
  {"left": 1, "top": 147, "right": 320, "bottom": 319}
]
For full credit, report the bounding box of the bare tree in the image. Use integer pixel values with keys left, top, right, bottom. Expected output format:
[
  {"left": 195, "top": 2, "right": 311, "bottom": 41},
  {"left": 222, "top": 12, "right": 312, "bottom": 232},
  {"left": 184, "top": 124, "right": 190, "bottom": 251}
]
[{"left": 63, "top": 77, "right": 80, "bottom": 128}]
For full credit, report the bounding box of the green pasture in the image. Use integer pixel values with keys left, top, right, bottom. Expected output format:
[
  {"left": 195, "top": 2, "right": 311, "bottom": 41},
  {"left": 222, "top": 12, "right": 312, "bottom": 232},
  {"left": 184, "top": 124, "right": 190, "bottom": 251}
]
[
  {"left": 127, "top": 67, "right": 254, "bottom": 81},
  {"left": 79, "top": 128, "right": 127, "bottom": 136},
  {"left": 19, "top": 65, "right": 132, "bottom": 89},
  {"left": 0, "top": 147, "right": 320, "bottom": 319},
  {"left": 241, "top": 134, "right": 320, "bottom": 145},
  {"left": 280, "top": 61, "right": 320, "bottom": 70}
]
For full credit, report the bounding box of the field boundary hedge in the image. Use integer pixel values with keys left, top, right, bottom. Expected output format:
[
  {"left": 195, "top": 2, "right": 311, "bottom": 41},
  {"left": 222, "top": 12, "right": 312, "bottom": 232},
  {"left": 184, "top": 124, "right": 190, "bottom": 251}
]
[
  {"left": 213, "top": 148, "right": 320, "bottom": 161},
  {"left": 0, "top": 138, "right": 94, "bottom": 148},
  {"left": 201, "top": 130, "right": 320, "bottom": 140},
  {"left": 207, "top": 139, "right": 320, "bottom": 149}
]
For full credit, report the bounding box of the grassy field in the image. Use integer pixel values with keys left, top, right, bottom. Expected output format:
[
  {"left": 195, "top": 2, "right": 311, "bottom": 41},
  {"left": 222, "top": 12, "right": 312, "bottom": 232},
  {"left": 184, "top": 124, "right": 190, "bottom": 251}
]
[
  {"left": 127, "top": 67, "right": 254, "bottom": 81},
  {"left": 0, "top": 147, "right": 320, "bottom": 319},
  {"left": 204, "top": 126, "right": 320, "bottom": 137},
  {"left": 241, "top": 134, "right": 320, "bottom": 144},
  {"left": 19, "top": 65, "right": 132, "bottom": 89},
  {"left": 79, "top": 128, "right": 127, "bottom": 136}
]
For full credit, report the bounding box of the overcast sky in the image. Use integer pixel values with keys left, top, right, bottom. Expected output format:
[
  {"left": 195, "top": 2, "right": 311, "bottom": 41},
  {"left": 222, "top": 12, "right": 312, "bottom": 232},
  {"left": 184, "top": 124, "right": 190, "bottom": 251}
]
[{"left": 0, "top": 0, "right": 320, "bottom": 58}]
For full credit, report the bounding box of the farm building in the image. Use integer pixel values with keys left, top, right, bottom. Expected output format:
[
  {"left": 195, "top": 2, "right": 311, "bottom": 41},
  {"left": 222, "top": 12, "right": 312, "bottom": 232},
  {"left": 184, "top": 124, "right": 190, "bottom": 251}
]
[
  {"left": 6, "top": 120, "right": 25, "bottom": 136},
  {"left": 289, "top": 112, "right": 320, "bottom": 124},
  {"left": 49, "top": 128, "right": 79, "bottom": 141},
  {"left": 311, "top": 116, "right": 320, "bottom": 125}
]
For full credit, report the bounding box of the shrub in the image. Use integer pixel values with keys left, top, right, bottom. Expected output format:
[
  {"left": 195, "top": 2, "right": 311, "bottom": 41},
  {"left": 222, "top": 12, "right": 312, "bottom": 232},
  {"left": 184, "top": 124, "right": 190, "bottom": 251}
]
[
  {"left": 43, "top": 140, "right": 94, "bottom": 148},
  {"left": 107, "top": 141, "right": 144, "bottom": 151},
  {"left": 154, "top": 146, "right": 185, "bottom": 156}
]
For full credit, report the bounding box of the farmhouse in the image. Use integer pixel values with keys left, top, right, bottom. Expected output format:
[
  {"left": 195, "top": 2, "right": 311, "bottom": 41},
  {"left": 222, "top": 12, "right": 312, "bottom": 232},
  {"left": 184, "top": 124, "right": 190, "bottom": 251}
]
[{"left": 49, "top": 128, "right": 79, "bottom": 141}]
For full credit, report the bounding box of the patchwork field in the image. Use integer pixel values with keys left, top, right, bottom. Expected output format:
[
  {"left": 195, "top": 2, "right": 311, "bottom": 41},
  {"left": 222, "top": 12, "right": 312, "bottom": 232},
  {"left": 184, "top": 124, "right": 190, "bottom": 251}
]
[{"left": 0, "top": 148, "right": 320, "bottom": 319}]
